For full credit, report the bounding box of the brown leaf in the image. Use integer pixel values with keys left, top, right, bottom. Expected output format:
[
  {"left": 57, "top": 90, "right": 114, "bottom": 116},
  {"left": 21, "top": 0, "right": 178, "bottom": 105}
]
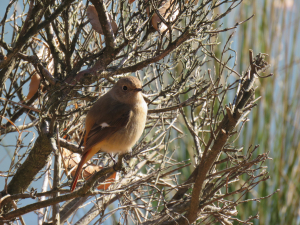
[
  {"left": 97, "top": 171, "right": 117, "bottom": 190},
  {"left": 0, "top": 53, "right": 7, "bottom": 62},
  {"left": 26, "top": 73, "right": 41, "bottom": 101},
  {"left": 62, "top": 148, "right": 116, "bottom": 190},
  {"left": 146, "top": 0, "right": 179, "bottom": 33},
  {"left": 86, "top": 5, "right": 118, "bottom": 35}
]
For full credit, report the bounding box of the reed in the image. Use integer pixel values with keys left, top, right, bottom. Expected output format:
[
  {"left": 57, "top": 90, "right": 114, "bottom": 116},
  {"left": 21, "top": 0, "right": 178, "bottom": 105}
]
[{"left": 224, "top": 0, "right": 300, "bottom": 224}]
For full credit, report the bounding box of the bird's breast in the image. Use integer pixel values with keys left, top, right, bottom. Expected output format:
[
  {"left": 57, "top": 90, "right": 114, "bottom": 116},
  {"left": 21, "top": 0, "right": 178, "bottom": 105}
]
[{"left": 101, "top": 100, "right": 147, "bottom": 154}]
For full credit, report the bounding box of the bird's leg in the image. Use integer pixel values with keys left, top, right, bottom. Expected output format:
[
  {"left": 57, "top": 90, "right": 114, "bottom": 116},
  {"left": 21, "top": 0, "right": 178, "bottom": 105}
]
[
  {"left": 124, "top": 152, "right": 132, "bottom": 161},
  {"left": 115, "top": 154, "right": 124, "bottom": 171},
  {"left": 110, "top": 154, "right": 125, "bottom": 171},
  {"left": 109, "top": 153, "right": 116, "bottom": 164},
  {"left": 109, "top": 153, "right": 118, "bottom": 170}
]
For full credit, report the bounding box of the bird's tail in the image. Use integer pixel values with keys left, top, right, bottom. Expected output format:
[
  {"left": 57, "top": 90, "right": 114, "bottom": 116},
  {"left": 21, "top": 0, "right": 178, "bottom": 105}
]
[{"left": 70, "top": 152, "right": 89, "bottom": 192}]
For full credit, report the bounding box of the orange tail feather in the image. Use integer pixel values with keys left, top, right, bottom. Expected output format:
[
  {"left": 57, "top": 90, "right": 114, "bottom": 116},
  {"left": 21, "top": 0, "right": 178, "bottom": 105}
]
[{"left": 71, "top": 153, "right": 89, "bottom": 192}]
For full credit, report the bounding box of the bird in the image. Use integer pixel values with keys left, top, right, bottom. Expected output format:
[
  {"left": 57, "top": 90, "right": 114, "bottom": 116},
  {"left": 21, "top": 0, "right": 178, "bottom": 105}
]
[{"left": 71, "top": 76, "right": 148, "bottom": 191}]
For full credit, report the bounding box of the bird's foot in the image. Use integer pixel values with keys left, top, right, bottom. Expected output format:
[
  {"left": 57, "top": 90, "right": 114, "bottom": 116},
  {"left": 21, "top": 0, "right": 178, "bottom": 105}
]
[
  {"left": 109, "top": 153, "right": 118, "bottom": 171},
  {"left": 109, "top": 153, "right": 116, "bottom": 164}
]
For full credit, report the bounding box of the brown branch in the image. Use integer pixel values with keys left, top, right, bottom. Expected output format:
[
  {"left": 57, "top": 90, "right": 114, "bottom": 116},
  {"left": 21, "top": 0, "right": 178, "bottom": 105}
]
[
  {"left": 90, "top": 0, "right": 115, "bottom": 50},
  {"left": 172, "top": 51, "right": 268, "bottom": 225},
  {"left": 0, "top": 97, "right": 41, "bottom": 113},
  {"left": 204, "top": 14, "right": 254, "bottom": 34},
  {"left": 1, "top": 132, "right": 53, "bottom": 213},
  {"left": 59, "top": 138, "right": 83, "bottom": 154},
  {"left": 148, "top": 95, "right": 202, "bottom": 114},
  {"left": 102, "top": 29, "right": 192, "bottom": 76},
  {"left": 0, "top": 119, "right": 38, "bottom": 134}
]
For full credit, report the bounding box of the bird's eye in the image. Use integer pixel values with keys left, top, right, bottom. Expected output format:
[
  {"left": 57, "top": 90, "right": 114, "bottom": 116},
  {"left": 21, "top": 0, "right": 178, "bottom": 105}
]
[{"left": 122, "top": 85, "right": 128, "bottom": 91}]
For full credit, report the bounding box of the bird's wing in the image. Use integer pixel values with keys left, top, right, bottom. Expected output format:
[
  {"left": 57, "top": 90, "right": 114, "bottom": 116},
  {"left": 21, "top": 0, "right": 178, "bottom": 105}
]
[{"left": 84, "top": 103, "right": 132, "bottom": 153}]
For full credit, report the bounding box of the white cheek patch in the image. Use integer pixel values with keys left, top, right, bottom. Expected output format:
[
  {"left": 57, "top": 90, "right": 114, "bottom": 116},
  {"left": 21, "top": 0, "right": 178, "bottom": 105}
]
[{"left": 100, "top": 122, "right": 110, "bottom": 128}]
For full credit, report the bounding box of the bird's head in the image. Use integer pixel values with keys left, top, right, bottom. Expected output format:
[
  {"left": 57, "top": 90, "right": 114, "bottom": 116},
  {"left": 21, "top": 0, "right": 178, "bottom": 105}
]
[{"left": 111, "top": 76, "right": 144, "bottom": 104}]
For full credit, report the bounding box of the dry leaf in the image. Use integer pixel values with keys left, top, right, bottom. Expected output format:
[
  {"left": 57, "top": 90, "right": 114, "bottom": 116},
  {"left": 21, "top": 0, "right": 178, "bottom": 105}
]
[
  {"left": 87, "top": 5, "right": 118, "bottom": 35},
  {"left": 97, "top": 170, "right": 117, "bottom": 190},
  {"left": 26, "top": 73, "right": 41, "bottom": 101},
  {"left": 0, "top": 53, "right": 7, "bottom": 62},
  {"left": 146, "top": 0, "right": 179, "bottom": 33},
  {"left": 129, "top": 0, "right": 198, "bottom": 32},
  {"left": 62, "top": 148, "right": 117, "bottom": 190},
  {"left": 25, "top": 37, "right": 58, "bottom": 102}
]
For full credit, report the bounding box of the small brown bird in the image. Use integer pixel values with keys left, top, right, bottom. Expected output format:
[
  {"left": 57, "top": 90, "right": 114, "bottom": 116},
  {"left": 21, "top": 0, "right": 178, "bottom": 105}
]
[{"left": 71, "top": 76, "right": 147, "bottom": 191}]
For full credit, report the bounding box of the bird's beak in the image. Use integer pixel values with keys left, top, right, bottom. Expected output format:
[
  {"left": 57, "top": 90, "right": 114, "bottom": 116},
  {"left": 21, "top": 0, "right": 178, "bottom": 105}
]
[{"left": 135, "top": 88, "right": 143, "bottom": 92}]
